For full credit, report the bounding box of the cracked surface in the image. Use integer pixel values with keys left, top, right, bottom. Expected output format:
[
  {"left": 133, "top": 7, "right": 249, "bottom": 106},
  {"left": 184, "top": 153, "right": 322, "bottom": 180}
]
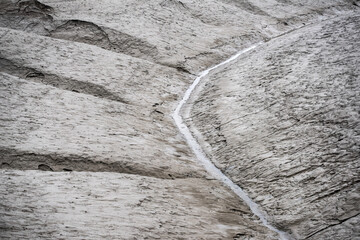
[
  {"left": 190, "top": 14, "right": 360, "bottom": 239},
  {"left": 0, "top": 72, "right": 204, "bottom": 179},
  {"left": 1, "top": 0, "right": 359, "bottom": 239},
  {"left": 0, "top": 170, "right": 278, "bottom": 239},
  {"left": 1, "top": 0, "right": 357, "bottom": 73}
]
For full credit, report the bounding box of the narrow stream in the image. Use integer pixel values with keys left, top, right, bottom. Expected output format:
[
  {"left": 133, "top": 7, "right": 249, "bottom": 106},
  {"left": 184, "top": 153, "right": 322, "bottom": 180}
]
[{"left": 172, "top": 43, "right": 291, "bottom": 240}]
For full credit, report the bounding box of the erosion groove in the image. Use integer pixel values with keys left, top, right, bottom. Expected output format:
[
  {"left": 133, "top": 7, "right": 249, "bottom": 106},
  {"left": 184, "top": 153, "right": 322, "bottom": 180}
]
[
  {"left": 305, "top": 213, "right": 360, "bottom": 239},
  {"left": 0, "top": 1, "right": 160, "bottom": 64},
  {"left": 49, "top": 20, "right": 160, "bottom": 63},
  {"left": 0, "top": 148, "right": 192, "bottom": 179},
  {"left": 190, "top": 13, "right": 360, "bottom": 239},
  {"left": 0, "top": 57, "right": 128, "bottom": 104},
  {"left": 173, "top": 44, "right": 292, "bottom": 240},
  {"left": 0, "top": 0, "right": 359, "bottom": 239},
  {"left": 220, "top": 0, "right": 271, "bottom": 16}
]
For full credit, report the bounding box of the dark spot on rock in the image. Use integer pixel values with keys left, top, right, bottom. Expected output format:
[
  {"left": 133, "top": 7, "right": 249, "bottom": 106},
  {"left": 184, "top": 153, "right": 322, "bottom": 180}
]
[
  {"left": 176, "top": 66, "right": 192, "bottom": 74},
  {"left": 26, "top": 71, "right": 45, "bottom": 78},
  {"left": 1, "top": 162, "right": 10, "bottom": 168},
  {"left": 63, "top": 168, "right": 73, "bottom": 172},
  {"left": 233, "top": 233, "right": 247, "bottom": 239},
  {"left": 38, "top": 164, "right": 53, "bottom": 171},
  {"left": 154, "top": 110, "right": 164, "bottom": 115}
]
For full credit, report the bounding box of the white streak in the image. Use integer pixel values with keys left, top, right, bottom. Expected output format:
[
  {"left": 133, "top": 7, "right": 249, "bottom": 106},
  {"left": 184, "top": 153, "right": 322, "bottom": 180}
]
[{"left": 172, "top": 43, "right": 291, "bottom": 240}]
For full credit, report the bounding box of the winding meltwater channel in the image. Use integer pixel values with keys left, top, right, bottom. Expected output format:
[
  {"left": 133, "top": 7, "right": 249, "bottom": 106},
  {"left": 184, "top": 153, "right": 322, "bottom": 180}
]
[{"left": 172, "top": 43, "right": 292, "bottom": 240}]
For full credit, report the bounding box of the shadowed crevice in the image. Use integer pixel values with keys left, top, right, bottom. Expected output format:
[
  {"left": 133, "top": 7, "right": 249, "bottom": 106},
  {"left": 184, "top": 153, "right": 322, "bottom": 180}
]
[
  {"left": 304, "top": 213, "right": 360, "bottom": 239},
  {"left": 48, "top": 19, "right": 160, "bottom": 63},
  {"left": 0, "top": 1, "right": 161, "bottom": 65},
  {"left": 0, "top": 57, "right": 128, "bottom": 104},
  {"left": 0, "top": 147, "right": 200, "bottom": 179},
  {"left": 219, "top": 0, "right": 271, "bottom": 16}
]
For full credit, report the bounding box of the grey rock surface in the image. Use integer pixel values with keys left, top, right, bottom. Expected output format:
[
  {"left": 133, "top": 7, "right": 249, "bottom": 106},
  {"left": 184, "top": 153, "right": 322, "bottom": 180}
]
[
  {"left": 1, "top": 0, "right": 359, "bottom": 239},
  {"left": 190, "top": 14, "right": 360, "bottom": 239},
  {"left": 0, "top": 170, "right": 279, "bottom": 239},
  {"left": 0, "top": 0, "right": 357, "bottom": 73}
]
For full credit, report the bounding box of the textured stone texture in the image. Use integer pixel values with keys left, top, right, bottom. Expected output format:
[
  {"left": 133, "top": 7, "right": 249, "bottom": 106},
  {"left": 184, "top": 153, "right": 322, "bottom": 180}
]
[
  {"left": 0, "top": 72, "right": 205, "bottom": 179},
  {"left": 0, "top": 0, "right": 357, "bottom": 73},
  {"left": 1, "top": 0, "right": 359, "bottom": 239},
  {"left": 0, "top": 170, "right": 277, "bottom": 240},
  {"left": 190, "top": 14, "right": 360, "bottom": 239}
]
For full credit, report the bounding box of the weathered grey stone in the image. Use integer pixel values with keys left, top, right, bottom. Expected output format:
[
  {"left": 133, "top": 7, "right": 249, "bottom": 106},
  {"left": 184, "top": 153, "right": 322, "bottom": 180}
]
[
  {"left": 0, "top": 170, "right": 278, "bottom": 239},
  {"left": 190, "top": 14, "right": 360, "bottom": 239},
  {"left": 1, "top": 0, "right": 359, "bottom": 239}
]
